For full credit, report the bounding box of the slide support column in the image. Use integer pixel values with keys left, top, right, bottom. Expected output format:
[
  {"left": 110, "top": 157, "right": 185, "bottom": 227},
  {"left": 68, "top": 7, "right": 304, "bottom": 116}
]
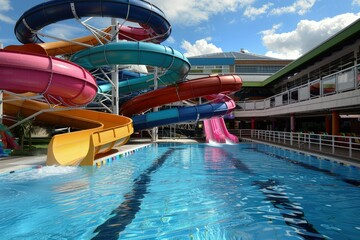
[{"left": 111, "top": 18, "right": 119, "bottom": 115}]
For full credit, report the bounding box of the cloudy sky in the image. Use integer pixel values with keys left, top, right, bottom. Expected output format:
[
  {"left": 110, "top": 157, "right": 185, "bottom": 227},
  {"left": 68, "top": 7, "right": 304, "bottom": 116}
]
[{"left": 1, "top": 0, "right": 360, "bottom": 59}]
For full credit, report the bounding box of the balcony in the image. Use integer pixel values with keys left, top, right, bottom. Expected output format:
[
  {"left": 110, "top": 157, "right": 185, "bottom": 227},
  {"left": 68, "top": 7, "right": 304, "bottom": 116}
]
[{"left": 235, "top": 65, "right": 360, "bottom": 117}]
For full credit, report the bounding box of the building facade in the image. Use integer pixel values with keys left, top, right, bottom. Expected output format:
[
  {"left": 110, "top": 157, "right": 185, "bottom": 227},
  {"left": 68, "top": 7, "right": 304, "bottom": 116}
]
[{"left": 188, "top": 19, "right": 360, "bottom": 136}]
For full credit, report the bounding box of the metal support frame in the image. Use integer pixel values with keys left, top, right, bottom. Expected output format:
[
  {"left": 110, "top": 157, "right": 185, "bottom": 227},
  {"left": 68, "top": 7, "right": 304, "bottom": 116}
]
[{"left": 111, "top": 18, "right": 119, "bottom": 115}]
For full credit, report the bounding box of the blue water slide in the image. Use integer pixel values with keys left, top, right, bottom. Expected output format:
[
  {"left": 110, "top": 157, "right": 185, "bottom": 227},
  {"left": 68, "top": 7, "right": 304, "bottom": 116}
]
[
  {"left": 15, "top": 0, "right": 171, "bottom": 44},
  {"left": 133, "top": 102, "right": 229, "bottom": 131},
  {"left": 71, "top": 42, "right": 190, "bottom": 93}
]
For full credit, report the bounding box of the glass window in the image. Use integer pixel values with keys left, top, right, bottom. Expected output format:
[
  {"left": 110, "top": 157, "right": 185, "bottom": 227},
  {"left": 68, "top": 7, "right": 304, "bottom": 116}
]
[
  {"left": 337, "top": 69, "right": 355, "bottom": 91},
  {"left": 235, "top": 65, "right": 284, "bottom": 74},
  {"left": 322, "top": 76, "right": 336, "bottom": 95}
]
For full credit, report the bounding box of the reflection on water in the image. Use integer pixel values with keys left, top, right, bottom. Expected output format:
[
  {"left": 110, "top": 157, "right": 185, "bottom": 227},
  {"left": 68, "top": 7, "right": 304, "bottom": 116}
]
[{"left": 0, "top": 143, "right": 359, "bottom": 240}]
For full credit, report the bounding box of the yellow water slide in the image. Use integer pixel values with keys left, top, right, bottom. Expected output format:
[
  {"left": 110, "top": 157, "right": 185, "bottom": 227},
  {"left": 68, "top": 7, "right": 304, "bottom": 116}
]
[{"left": 4, "top": 94, "right": 133, "bottom": 166}]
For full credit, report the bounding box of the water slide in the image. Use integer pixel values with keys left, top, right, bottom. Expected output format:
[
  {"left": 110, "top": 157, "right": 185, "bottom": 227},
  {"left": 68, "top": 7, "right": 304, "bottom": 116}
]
[
  {"left": 119, "top": 75, "right": 242, "bottom": 130},
  {"left": 1, "top": 0, "right": 173, "bottom": 166},
  {"left": 69, "top": 41, "right": 242, "bottom": 130},
  {"left": 2, "top": 0, "right": 242, "bottom": 167},
  {"left": 14, "top": 0, "right": 241, "bottom": 131},
  {"left": 203, "top": 95, "right": 239, "bottom": 144},
  {"left": 204, "top": 118, "right": 239, "bottom": 143},
  {"left": 0, "top": 50, "right": 133, "bottom": 166}
]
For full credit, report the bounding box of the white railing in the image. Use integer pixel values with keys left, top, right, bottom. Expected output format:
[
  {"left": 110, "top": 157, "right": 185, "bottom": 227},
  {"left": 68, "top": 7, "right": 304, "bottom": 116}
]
[
  {"left": 236, "top": 65, "right": 359, "bottom": 111},
  {"left": 229, "top": 129, "right": 360, "bottom": 160}
]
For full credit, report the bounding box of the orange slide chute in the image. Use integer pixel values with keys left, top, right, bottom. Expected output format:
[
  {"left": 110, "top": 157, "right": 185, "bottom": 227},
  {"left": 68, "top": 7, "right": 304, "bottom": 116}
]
[{"left": 5, "top": 27, "right": 112, "bottom": 57}]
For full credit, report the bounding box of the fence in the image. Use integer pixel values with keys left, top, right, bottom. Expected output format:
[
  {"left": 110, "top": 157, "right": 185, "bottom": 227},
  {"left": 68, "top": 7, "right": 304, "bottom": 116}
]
[{"left": 229, "top": 129, "right": 360, "bottom": 160}]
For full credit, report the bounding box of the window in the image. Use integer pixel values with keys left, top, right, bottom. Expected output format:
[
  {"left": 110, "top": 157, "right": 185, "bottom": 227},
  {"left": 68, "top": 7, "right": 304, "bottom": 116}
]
[
  {"left": 235, "top": 65, "right": 284, "bottom": 74},
  {"left": 190, "top": 65, "right": 230, "bottom": 74}
]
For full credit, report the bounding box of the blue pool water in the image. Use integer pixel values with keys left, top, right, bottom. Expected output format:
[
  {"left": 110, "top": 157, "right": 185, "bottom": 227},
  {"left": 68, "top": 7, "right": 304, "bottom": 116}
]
[{"left": 0, "top": 143, "right": 359, "bottom": 239}]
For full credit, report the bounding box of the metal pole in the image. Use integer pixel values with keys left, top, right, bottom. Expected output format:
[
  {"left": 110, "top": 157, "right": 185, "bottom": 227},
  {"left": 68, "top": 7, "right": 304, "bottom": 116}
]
[
  {"left": 111, "top": 18, "right": 119, "bottom": 115},
  {"left": 152, "top": 68, "right": 159, "bottom": 142}
]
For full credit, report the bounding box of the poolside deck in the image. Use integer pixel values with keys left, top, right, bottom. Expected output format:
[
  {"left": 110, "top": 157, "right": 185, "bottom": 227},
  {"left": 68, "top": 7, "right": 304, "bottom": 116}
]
[
  {"left": 0, "top": 138, "right": 199, "bottom": 175},
  {"left": 2, "top": 137, "right": 358, "bottom": 175},
  {"left": 241, "top": 137, "right": 360, "bottom": 169}
]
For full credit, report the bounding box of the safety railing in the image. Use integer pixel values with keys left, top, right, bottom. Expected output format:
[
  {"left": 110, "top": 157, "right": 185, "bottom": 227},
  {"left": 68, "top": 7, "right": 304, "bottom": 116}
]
[
  {"left": 229, "top": 129, "right": 360, "bottom": 160},
  {"left": 236, "top": 65, "right": 359, "bottom": 111}
]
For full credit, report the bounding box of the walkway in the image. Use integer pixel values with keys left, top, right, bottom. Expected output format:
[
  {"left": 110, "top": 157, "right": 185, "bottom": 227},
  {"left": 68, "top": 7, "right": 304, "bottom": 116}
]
[{"left": 241, "top": 137, "right": 360, "bottom": 168}]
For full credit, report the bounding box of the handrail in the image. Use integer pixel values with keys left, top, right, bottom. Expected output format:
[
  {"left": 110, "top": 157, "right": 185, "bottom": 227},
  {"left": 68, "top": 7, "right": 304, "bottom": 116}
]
[
  {"left": 229, "top": 129, "right": 360, "bottom": 160},
  {"left": 236, "top": 64, "right": 359, "bottom": 111}
]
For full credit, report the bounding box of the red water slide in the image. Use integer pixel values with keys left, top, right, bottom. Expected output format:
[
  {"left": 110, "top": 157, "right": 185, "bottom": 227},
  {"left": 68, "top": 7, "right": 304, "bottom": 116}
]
[{"left": 120, "top": 75, "right": 242, "bottom": 116}]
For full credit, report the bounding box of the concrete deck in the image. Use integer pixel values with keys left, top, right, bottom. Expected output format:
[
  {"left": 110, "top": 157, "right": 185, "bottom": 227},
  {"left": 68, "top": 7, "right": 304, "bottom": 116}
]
[
  {"left": 241, "top": 138, "right": 360, "bottom": 169},
  {"left": 1, "top": 137, "right": 358, "bottom": 175},
  {"left": 0, "top": 138, "right": 199, "bottom": 175}
]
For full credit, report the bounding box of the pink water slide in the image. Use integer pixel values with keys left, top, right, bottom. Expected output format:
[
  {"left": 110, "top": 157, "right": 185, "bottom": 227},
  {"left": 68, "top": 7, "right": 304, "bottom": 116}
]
[
  {"left": 204, "top": 94, "right": 239, "bottom": 144},
  {"left": 0, "top": 50, "right": 97, "bottom": 106}
]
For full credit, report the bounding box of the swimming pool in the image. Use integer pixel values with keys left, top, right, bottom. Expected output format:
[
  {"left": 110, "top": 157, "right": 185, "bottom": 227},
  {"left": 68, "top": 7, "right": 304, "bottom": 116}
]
[{"left": 0, "top": 143, "right": 359, "bottom": 239}]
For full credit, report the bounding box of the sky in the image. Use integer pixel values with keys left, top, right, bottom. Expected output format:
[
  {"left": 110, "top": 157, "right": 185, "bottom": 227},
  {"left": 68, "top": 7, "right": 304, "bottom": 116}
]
[{"left": 1, "top": 0, "right": 360, "bottom": 59}]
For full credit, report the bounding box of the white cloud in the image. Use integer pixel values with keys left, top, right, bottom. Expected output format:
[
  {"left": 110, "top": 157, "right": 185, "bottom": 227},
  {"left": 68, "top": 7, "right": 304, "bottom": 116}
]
[
  {"left": 353, "top": 0, "right": 360, "bottom": 6},
  {"left": 261, "top": 13, "right": 360, "bottom": 59},
  {"left": 0, "top": 0, "right": 11, "bottom": 11},
  {"left": 0, "top": 12, "right": 13, "bottom": 24},
  {"left": 44, "top": 24, "right": 86, "bottom": 40},
  {"left": 149, "top": 0, "right": 254, "bottom": 26},
  {"left": 271, "top": 0, "right": 316, "bottom": 16},
  {"left": 244, "top": 3, "right": 274, "bottom": 20},
  {"left": 165, "top": 36, "right": 175, "bottom": 44},
  {"left": 181, "top": 38, "right": 222, "bottom": 57},
  {"left": 0, "top": 0, "right": 14, "bottom": 24}
]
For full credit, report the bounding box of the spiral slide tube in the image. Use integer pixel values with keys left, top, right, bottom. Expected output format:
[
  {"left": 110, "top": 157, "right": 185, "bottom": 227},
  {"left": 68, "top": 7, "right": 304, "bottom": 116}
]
[
  {"left": 118, "top": 75, "right": 242, "bottom": 130},
  {"left": 70, "top": 41, "right": 191, "bottom": 93},
  {"left": 0, "top": 50, "right": 97, "bottom": 106},
  {"left": 14, "top": 0, "right": 171, "bottom": 45},
  {"left": 70, "top": 43, "right": 241, "bottom": 131},
  {"left": 70, "top": 44, "right": 241, "bottom": 131},
  {"left": 0, "top": 49, "right": 133, "bottom": 166}
]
